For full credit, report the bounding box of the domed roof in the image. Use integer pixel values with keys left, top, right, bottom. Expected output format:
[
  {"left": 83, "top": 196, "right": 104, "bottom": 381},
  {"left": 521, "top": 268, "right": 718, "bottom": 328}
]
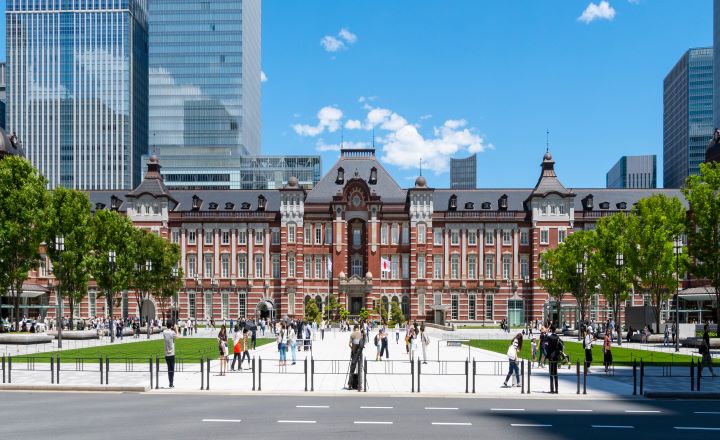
[
  {"left": 0, "top": 128, "right": 23, "bottom": 158},
  {"left": 287, "top": 176, "right": 299, "bottom": 187},
  {"left": 415, "top": 175, "right": 427, "bottom": 188},
  {"left": 543, "top": 150, "right": 552, "bottom": 161}
]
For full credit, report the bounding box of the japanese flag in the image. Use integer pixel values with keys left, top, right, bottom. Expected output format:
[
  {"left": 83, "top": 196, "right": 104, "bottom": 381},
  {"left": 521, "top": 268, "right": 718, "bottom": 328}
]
[
  {"left": 380, "top": 257, "right": 392, "bottom": 273},
  {"left": 326, "top": 256, "right": 332, "bottom": 275}
]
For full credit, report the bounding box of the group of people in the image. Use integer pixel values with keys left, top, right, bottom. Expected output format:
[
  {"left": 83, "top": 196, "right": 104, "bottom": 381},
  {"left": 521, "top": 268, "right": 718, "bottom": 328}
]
[{"left": 372, "top": 321, "right": 430, "bottom": 363}]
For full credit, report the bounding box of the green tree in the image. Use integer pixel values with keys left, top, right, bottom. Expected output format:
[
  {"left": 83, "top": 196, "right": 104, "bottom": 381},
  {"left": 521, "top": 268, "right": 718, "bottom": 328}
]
[
  {"left": 358, "top": 307, "right": 369, "bottom": 322},
  {"left": 154, "top": 240, "right": 182, "bottom": 322},
  {"left": 0, "top": 156, "right": 48, "bottom": 330},
  {"left": 305, "top": 297, "right": 321, "bottom": 323},
  {"left": 339, "top": 305, "right": 349, "bottom": 321},
  {"left": 326, "top": 293, "right": 339, "bottom": 321},
  {"left": 46, "top": 188, "right": 93, "bottom": 328},
  {"left": 589, "top": 213, "right": 634, "bottom": 345},
  {"left": 554, "top": 230, "right": 598, "bottom": 329},
  {"left": 538, "top": 247, "right": 565, "bottom": 327},
  {"left": 130, "top": 228, "right": 165, "bottom": 323},
  {"left": 376, "top": 298, "right": 388, "bottom": 325},
  {"left": 88, "top": 210, "right": 137, "bottom": 318},
  {"left": 682, "top": 162, "right": 720, "bottom": 324},
  {"left": 390, "top": 299, "right": 405, "bottom": 326},
  {"left": 626, "top": 194, "right": 686, "bottom": 332}
]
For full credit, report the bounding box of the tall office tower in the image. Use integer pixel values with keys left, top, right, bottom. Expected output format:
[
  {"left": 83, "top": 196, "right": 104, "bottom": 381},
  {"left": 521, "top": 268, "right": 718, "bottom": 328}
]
[
  {"left": 606, "top": 155, "right": 657, "bottom": 189},
  {"left": 149, "top": 0, "right": 261, "bottom": 158},
  {"left": 714, "top": 0, "right": 720, "bottom": 130},
  {"left": 6, "top": 0, "right": 149, "bottom": 190},
  {"left": 450, "top": 153, "right": 477, "bottom": 189},
  {"left": 0, "top": 63, "right": 6, "bottom": 130},
  {"left": 664, "top": 48, "right": 714, "bottom": 189}
]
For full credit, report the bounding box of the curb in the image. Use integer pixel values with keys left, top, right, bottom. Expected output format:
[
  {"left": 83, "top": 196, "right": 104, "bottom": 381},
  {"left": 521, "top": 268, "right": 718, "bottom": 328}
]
[
  {"left": 645, "top": 391, "right": 720, "bottom": 400},
  {"left": 0, "top": 384, "right": 148, "bottom": 393}
]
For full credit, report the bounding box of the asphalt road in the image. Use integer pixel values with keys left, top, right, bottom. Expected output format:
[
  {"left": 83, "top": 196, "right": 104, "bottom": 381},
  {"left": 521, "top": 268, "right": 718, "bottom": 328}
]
[{"left": 2, "top": 392, "right": 719, "bottom": 439}]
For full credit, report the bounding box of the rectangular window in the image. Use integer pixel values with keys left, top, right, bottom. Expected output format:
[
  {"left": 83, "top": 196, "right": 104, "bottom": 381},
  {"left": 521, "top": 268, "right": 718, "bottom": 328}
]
[
  {"left": 434, "top": 228, "right": 443, "bottom": 245},
  {"left": 39, "top": 256, "right": 48, "bottom": 277},
  {"left": 221, "top": 292, "right": 229, "bottom": 320},
  {"left": 417, "top": 224, "right": 426, "bottom": 244},
  {"left": 502, "top": 254, "right": 511, "bottom": 280},
  {"left": 272, "top": 228, "right": 281, "bottom": 245},
  {"left": 304, "top": 225, "right": 312, "bottom": 244},
  {"left": 288, "top": 225, "right": 296, "bottom": 244},
  {"left": 272, "top": 254, "right": 281, "bottom": 279},
  {"left": 558, "top": 228, "right": 567, "bottom": 244},
  {"left": 391, "top": 255, "right": 399, "bottom": 279},
  {"left": 89, "top": 292, "right": 96, "bottom": 317},
  {"left": 188, "top": 292, "right": 196, "bottom": 319},
  {"left": 237, "top": 230, "right": 247, "bottom": 245},
  {"left": 204, "top": 292, "right": 213, "bottom": 320},
  {"left": 451, "top": 255, "right": 460, "bottom": 279},
  {"left": 381, "top": 224, "right": 388, "bottom": 245},
  {"left": 485, "top": 230, "right": 494, "bottom": 245},
  {"left": 418, "top": 293, "right": 425, "bottom": 316},
  {"left": 468, "top": 231, "right": 477, "bottom": 245},
  {"left": 434, "top": 293, "right": 442, "bottom": 305},
  {"left": 402, "top": 254, "right": 409, "bottom": 279},
  {"left": 237, "top": 292, "right": 247, "bottom": 319},
  {"left": 254, "top": 255, "right": 263, "bottom": 277},
  {"left": 237, "top": 255, "right": 246, "bottom": 278},
  {"left": 433, "top": 255, "right": 443, "bottom": 279},
  {"left": 559, "top": 204, "right": 566, "bottom": 215},
  {"left": 305, "top": 256, "right": 312, "bottom": 278},
  {"left": 540, "top": 228, "right": 549, "bottom": 244},
  {"left": 485, "top": 296, "right": 494, "bottom": 320},
  {"left": 353, "top": 229, "right": 361, "bottom": 247},
  {"left": 315, "top": 224, "right": 322, "bottom": 245},
  {"left": 520, "top": 256, "right": 529, "bottom": 280},
  {"left": 485, "top": 254, "right": 494, "bottom": 279},
  {"left": 391, "top": 224, "right": 399, "bottom": 245},
  {"left": 315, "top": 256, "right": 322, "bottom": 279},
  {"left": 188, "top": 255, "right": 197, "bottom": 277},
  {"left": 171, "top": 230, "right": 180, "bottom": 244},
  {"left": 469, "top": 294, "right": 476, "bottom": 320},
  {"left": 288, "top": 255, "right": 296, "bottom": 278},
  {"left": 450, "top": 230, "right": 459, "bottom": 245},
  {"left": 204, "top": 254, "right": 213, "bottom": 277},
  {"left": 188, "top": 230, "right": 197, "bottom": 245},
  {"left": 451, "top": 295, "right": 459, "bottom": 320},
  {"left": 352, "top": 255, "right": 363, "bottom": 277},
  {"left": 325, "top": 224, "right": 332, "bottom": 244},
  {"left": 255, "top": 230, "right": 264, "bottom": 245},
  {"left": 503, "top": 230, "right": 511, "bottom": 245},
  {"left": 468, "top": 255, "right": 477, "bottom": 279},
  {"left": 204, "top": 230, "right": 213, "bottom": 245},
  {"left": 520, "top": 230, "right": 529, "bottom": 245},
  {"left": 221, "top": 230, "right": 230, "bottom": 245},
  {"left": 221, "top": 254, "right": 229, "bottom": 278},
  {"left": 401, "top": 224, "right": 409, "bottom": 244},
  {"left": 418, "top": 254, "right": 426, "bottom": 278}
]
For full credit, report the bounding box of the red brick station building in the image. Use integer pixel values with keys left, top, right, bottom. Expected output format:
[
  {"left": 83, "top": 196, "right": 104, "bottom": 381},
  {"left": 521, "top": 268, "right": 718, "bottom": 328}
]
[{"left": 10, "top": 147, "right": 685, "bottom": 327}]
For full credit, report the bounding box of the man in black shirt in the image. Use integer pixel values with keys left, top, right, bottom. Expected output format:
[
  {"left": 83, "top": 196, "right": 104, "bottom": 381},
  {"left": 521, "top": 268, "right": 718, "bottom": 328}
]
[{"left": 546, "top": 325, "right": 561, "bottom": 394}]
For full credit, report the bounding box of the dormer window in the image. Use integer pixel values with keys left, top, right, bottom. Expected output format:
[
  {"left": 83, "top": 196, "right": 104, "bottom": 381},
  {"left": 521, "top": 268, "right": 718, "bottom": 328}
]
[
  {"left": 599, "top": 202, "right": 610, "bottom": 210},
  {"left": 449, "top": 194, "right": 457, "bottom": 211},
  {"left": 481, "top": 202, "right": 491, "bottom": 210},
  {"left": 95, "top": 202, "right": 106, "bottom": 210},
  {"left": 208, "top": 202, "right": 218, "bottom": 210},
  {"left": 257, "top": 195, "right": 266, "bottom": 211},
  {"left": 464, "top": 202, "right": 474, "bottom": 210},
  {"left": 616, "top": 202, "right": 627, "bottom": 210},
  {"left": 582, "top": 194, "right": 593, "bottom": 211},
  {"left": 241, "top": 202, "right": 251, "bottom": 210},
  {"left": 369, "top": 167, "right": 377, "bottom": 185},
  {"left": 336, "top": 167, "right": 345, "bottom": 184},
  {"left": 498, "top": 194, "right": 508, "bottom": 211},
  {"left": 110, "top": 195, "right": 122, "bottom": 211},
  {"left": 225, "top": 202, "right": 235, "bottom": 210},
  {"left": 191, "top": 195, "right": 202, "bottom": 211}
]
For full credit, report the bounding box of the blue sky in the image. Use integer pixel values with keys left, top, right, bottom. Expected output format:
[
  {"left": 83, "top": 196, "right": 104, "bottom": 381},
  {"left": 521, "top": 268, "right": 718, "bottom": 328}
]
[{"left": 261, "top": 0, "right": 712, "bottom": 189}]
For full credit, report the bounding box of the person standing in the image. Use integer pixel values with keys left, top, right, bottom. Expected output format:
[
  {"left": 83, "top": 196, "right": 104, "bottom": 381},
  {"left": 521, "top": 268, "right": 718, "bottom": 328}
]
[
  {"left": 288, "top": 324, "right": 297, "bottom": 365},
  {"left": 278, "top": 325, "right": 288, "bottom": 367},
  {"left": 583, "top": 329, "right": 594, "bottom": 373},
  {"left": 375, "top": 330, "right": 383, "bottom": 361},
  {"left": 663, "top": 324, "right": 670, "bottom": 347},
  {"left": 379, "top": 328, "right": 389, "bottom": 360},
  {"left": 231, "top": 325, "right": 242, "bottom": 371},
  {"left": 163, "top": 320, "right": 180, "bottom": 388},
  {"left": 408, "top": 328, "right": 418, "bottom": 362},
  {"left": 395, "top": 323, "right": 400, "bottom": 344},
  {"left": 420, "top": 326, "right": 430, "bottom": 364},
  {"left": 546, "top": 326, "right": 560, "bottom": 393},
  {"left": 240, "top": 329, "right": 251, "bottom": 369},
  {"left": 603, "top": 330, "right": 613, "bottom": 373},
  {"left": 503, "top": 334, "right": 523, "bottom": 387},
  {"left": 251, "top": 324, "right": 257, "bottom": 350},
  {"left": 218, "top": 325, "right": 228, "bottom": 376}
]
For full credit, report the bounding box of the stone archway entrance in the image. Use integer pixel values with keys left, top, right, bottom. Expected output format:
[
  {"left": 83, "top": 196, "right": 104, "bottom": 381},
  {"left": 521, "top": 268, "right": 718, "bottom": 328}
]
[
  {"left": 255, "top": 299, "right": 275, "bottom": 322},
  {"left": 141, "top": 299, "right": 156, "bottom": 321}
]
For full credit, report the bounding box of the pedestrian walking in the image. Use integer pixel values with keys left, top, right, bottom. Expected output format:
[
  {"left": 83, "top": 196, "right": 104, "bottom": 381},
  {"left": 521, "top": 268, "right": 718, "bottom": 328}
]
[
  {"left": 583, "top": 329, "right": 594, "bottom": 373},
  {"left": 408, "top": 328, "right": 418, "bottom": 362},
  {"left": 251, "top": 324, "right": 257, "bottom": 349},
  {"left": 395, "top": 323, "right": 400, "bottom": 344},
  {"left": 603, "top": 330, "right": 613, "bottom": 373},
  {"left": 241, "top": 329, "right": 251, "bottom": 369},
  {"left": 374, "top": 330, "right": 382, "bottom": 361},
  {"left": 231, "top": 325, "right": 242, "bottom": 371},
  {"left": 531, "top": 337, "right": 537, "bottom": 367},
  {"left": 218, "top": 325, "right": 228, "bottom": 376},
  {"left": 420, "top": 325, "right": 430, "bottom": 364},
  {"left": 278, "top": 325, "right": 288, "bottom": 367},
  {"left": 663, "top": 324, "right": 670, "bottom": 347},
  {"left": 163, "top": 320, "right": 180, "bottom": 388},
  {"left": 379, "top": 328, "right": 389, "bottom": 359},
  {"left": 503, "top": 334, "right": 523, "bottom": 387},
  {"left": 546, "top": 326, "right": 561, "bottom": 393},
  {"left": 288, "top": 324, "right": 297, "bottom": 365}
]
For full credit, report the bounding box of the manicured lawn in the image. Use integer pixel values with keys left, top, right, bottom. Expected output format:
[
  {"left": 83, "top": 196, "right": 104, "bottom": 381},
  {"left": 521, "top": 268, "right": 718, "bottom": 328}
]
[
  {"left": 17, "top": 338, "right": 274, "bottom": 363},
  {"left": 467, "top": 339, "right": 696, "bottom": 366}
]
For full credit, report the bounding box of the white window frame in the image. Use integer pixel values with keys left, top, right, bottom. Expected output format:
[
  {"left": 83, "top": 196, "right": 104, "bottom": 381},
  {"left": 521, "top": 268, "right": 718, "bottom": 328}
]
[
  {"left": 433, "top": 255, "right": 443, "bottom": 279},
  {"left": 381, "top": 224, "right": 388, "bottom": 245},
  {"left": 188, "top": 255, "right": 197, "bottom": 278},
  {"left": 558, "top": 228, "right": 567, "bottom": 244},
  {"left": 520, "top": 255, "right": 529, "bottom": 280},
  {"left": 221, "top": 230, "right": 230, "bottom": 245},
  {"left": 434, "top": 228, "right": 443, "bottom": 245},
  {"left": 502, "top": 254, "right": 511, "bottom": 280},
  {"left": 254, "top": 255, "right": 263, "bottom": 277},
  {"left": 485, "top": 254, "right": 494, "bottom": 279},
  {"left": 288, "top": 224, "right": 296, "bottom": 244},
  {"left": 451, "top": 254, "right": 460, "bottom": 279},
  {"left": 485, "top": 230, "right": 494, "bottom": 245},
  {"left": 204, "top": 254, "right": 213, "bottom": 277},
  {"left": 417, "top": 224, "right": 426, "bottom": 244},
  {"left": 540, "top": 228, "right": 549, "bottom": 245},
  {"left": 502, "top": 230, "right": 511, "bottom": 246},
  {"left": 468, "top": 231, "right": 477, "bottom": 246},
  {"left": 204, "top": 230, "right": 213, "bottom": 245},
  {"left": 188, "top": 230, "right": 197, "bottom": 245},
  {"left": 304, "top": 224, "right": 312, "bottom": 244},
  {"left": 288, "top": 254, "right": 296, "bottom": 278},
  {"left": 315, "top": 224, "right": 322, "bottom": 245},
  {"left": 272, "top": 254, "right": 281, "bottom": 279},
  {"left": 401, "top": 224, "right": 409, "bottom": 245},
  {"left": 221, "top": 254, "right": 230, "bottom": 278},
  {"left": 391, "top": 224, "right": 399, "bottom": 245},
  {"left": 418, "top": 254, "right": 426, "bottom": 279},
  {"left": 450, "top": 230, "right": 459, "bottom": 245},
  {"left": 271, "top": 228, "right": 281, "bottom": 245},
  {"left": 237, "top": 229, "right": 247, "bottom": 245},
  {"left": 254, "top": 230, "right": 264, "bottom": 245},
  {"left": 468, "top": 254, "right": 477, "bottom": 279},
  {"left": 520, "top": 230, "right": 529, "bottom": 246},
  {"left": 304, "top": 256, "right": 312, "bottom": 279},
  {"left": 237, "top": 254, "right": 246, "bottom": 278}
]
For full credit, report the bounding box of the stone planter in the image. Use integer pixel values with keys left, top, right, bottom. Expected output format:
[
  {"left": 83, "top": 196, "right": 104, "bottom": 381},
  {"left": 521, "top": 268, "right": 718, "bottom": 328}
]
[
  {"left": 47, "top": 330, "right": 99, "bottom": 340},
  {"left": 0, "top": 334, "right": 53, "bottom": 344}
]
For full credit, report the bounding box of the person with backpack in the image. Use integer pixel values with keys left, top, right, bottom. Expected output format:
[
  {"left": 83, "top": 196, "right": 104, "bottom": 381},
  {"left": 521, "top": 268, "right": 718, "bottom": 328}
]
[
  {"left": 546, "top": 325, "right": 561, "bottom": 393},
  {"left": 503, "top": 333, "right": 523, "bottom": 388}
]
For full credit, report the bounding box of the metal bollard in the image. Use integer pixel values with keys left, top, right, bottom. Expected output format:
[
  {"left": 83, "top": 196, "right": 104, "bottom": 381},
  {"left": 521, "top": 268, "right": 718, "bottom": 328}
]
[
  {"left": 576, "top": 360, "right": 580, "bottom": 395},
  {"left": 258, "top": 357, "right": 262, "bottom": 391},
  {"left": 521, "top": 360, "right": 525, "bottom": 394},
  {"left": 311, "top": 358, "right": 315, "bottom": 392},
  {"left": 150, "top": 357, "right": 154, "bottom": 389},
  {"left": 697, "top": 358, "right": 702, "bottom": 391},
  {"left": 640, "top": 359, "right": 644, "bottom": 395},
  {"left": 472, "top": 359, "right": 476, "bottom": 394},
  {"left": 8, "top": 357, "right": 11, "bottom": 384},
  {"left": 2, "top": 355, "right": 4, "bottom": 383},
  {"left": 206, "top": 358, "right": 210, "bottom": 390},
  {"left": 691, "top": 359, "right": 695, "bottom": 391},
  {"left": 633, "top": 359, "right": 637, "bottom": 395},
  {"left": 155, "top": 356, "right": 160, "bottom": 390},
  {"left": 200, "top": 357, "right": 204, "bottom": 390},
  {"left": 51, "top": 357, "right": 55, "bottom": 384},
  {"left": 527, "top": 359, "right": 531, "bottom": 394},
  {"left": 583, "top": 361, "right": 587, "bottom": 395},
  {"left": 465, "top": 359, "right": 469, "bottom": 394},
  {"left": 411, "top": 357, "right": 415, "bottom": 393},
  {"left": 55, "top": 356, "right": 58, "bottom": 384},
  {"left": 304, "top": 357, "right": 308, "bottom": 392},
  {"left": 106, "top": 356, "right": 109, "bottom": 385},
  {"left": 417, "top": 358, "right": 421, "bottom": 393},
  {"left": 363, "top": 357, "right": 367, "bottom": 392},
  {"left": 100, "top": 356, "right": 103, "bottom": 385},
  {"left": 252, "top": 357, "right": 256, "bottom": 391}
]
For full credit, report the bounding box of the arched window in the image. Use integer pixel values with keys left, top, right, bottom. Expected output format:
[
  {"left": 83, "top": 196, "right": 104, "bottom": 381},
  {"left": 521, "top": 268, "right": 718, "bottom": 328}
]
[{"left": 401, "top": 296, "right": 410, "bottom": 318}]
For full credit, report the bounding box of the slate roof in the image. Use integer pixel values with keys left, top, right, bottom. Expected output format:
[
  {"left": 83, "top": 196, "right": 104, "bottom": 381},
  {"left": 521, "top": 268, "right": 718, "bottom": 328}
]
[
  {"left": 0, "top": 128, "right": 24, "bottom": 157},
  {"left": 306, "top": 151, "right": 407, "bottom": 204},
  {"left": 87, "top": 191, "right": 128, "bottom": 212},
  {"left": 571, "top": 188, "right": 687, "bottom": 211},
  {"left": 528, "top": 151, "right": 574, "bottom": 198},
  {"left": 126, "top": 156, "right": 175, "bottom": 201},
  {"left": 433, "top": 189, "right": 532, "bottom": 211},
  {"left": 170, "top": 190, "right": 281, "bottom": 212}
]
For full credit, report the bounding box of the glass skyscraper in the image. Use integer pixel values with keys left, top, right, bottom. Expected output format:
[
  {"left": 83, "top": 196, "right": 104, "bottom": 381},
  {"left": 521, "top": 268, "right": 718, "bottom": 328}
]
[
  {"left": 663, "top": 47, "right": 713, "bottom": 189},
  {"left": 6, "top": 0, "right": 149, "bottom": 190},
  {"left": 606, "top": 155, "right": 657, "bottom": 189},
  {"left": 450, "top": 153, "right": 477, "bottom": 189},
  {"left": 714, "top": 0, "right": 720, "bottom": 130},
  {"left": 149, "top": 0, "right": 261, "bottom": 158}
]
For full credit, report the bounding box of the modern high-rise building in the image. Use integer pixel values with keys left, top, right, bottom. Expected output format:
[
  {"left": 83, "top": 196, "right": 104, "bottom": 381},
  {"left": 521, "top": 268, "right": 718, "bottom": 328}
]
[
  {"left": 0, "top": 63, "right": 6, "bottom": 130},
  {"left": 664, "top": 47, "right": 714, "bottom": 189},
  {"left": 149, "top": 0, "right": 261, "bottom": 158},
  {"left": 714, "top": 0, "right": 720, "bottom": 130},
  {"left": 6, "top": 0, "right": 149, "bottom": 190},
  {"left": 450, "top": 154, "right": 477, "bottom": 189},
  {"left": 606, "top": 155, "right": 657, "bottom": 189}
]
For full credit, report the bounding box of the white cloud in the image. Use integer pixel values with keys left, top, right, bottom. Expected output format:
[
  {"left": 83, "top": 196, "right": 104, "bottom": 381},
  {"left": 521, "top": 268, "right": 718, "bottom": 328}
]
[
  {"left": 578, "top": 1, "right": 616, "bottom": 24},
  {"left": 292, "top": 106, "right": 343, "bottom": 136},
  {"left": 321, "top": 28, "right": 358, "bottom": 52},
  {"left": 261, "top": 71, "right": 268, "bottom": 82},
  {"left": 345, "top": 119, "right": 363, "bottom": 130},
  {"left": 419, "top": 114, "right": 432, "bottom": 120},
  {"left": 628, "top": 0, "right": 639, "bottom": 4},
  {"left": 316, "top": 140, "right": 368, "bottom": 152}
]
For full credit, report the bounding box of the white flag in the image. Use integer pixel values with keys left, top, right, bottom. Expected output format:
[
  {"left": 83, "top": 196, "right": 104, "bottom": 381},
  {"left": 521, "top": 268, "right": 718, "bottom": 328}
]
[
  {"left": 380, "top": 257, "right": 392, "bottom": 273},
  {"left": 326, "top": 255, "right": 332, "bottom": 276}
]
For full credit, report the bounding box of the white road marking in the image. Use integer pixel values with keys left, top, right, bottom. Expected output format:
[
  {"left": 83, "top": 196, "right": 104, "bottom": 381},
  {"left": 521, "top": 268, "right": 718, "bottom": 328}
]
[
  {"left": 277, "top": 420, "right": 317, "bottom": 424},
  {"left": 592, "top": 425, "right": 634, "bottom": 429},
  {"left": 202, "top": 419, "right": 241, "bottom": 423},
  {"left": 675, "top": 427, "right": 720, "bottom": 431},
  {"left": 491, "top": 408, "right": 525, "bottom": 412},
  {"left": 695, "top": 412, "right": 720, "bottom": 415},
  {"left": 425, "top": 407, "right": 459, "bottom": 410},
  {"left": 432, "top": 422, "right": 472, "bottom": 426},
  {"left": 361, "top": 406, "right": 394, "bottom": 409},
  {"left": 558, "top": 409, "right": 592, "bottom": 413},
  {"left": 511, "top": 424, "right": 552, "bottom": 427},
  {"left": 354, "top": 421, "right": 393, "bottom": 425},
  {"left": 296, "top": 405, "right": 329, "bottom": 409},
  {"left": 625, "top": 410, "right": 661, "bottom": 413}
]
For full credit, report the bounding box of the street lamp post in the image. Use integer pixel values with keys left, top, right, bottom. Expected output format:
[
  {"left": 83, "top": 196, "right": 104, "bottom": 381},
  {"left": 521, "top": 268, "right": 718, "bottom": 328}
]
[
  {"left": 193, "top": 274, "right": 200, "bottom": 325},
  {"left": 576, "top": 260, "right": 585, "bottom": 341},
  {"left": 55, "top": 235, "right": 64, "bottom": 348},
  {"left": 108, "top": 250, "right": 116, "bottom": 342},
  {"left": 674, "top": 237, "right": 683, "bottom": 353},
  {"left": 616, "top": 253, "right": 624, "bottom": 347},
  {"left": 145, "top": 259, "right": 152, "bottom": 339},
  {"left": 171, "top": 267, "right": 179, "bottom": 323}
]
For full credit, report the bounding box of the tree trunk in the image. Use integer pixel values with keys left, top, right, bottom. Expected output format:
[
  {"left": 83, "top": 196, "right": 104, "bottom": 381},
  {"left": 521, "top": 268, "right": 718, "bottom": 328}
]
[
  {"left": 11, "top": 282, "right": 19, "bottom": 332},
  {"left": 614, "top": 294, "right": 622, "bottom": 346},
  {"left": 107, "top": 290, "right": 114, "bottom": 319},
  {"left": 69, "top": 299, "right": 74, "bottom": 330}
]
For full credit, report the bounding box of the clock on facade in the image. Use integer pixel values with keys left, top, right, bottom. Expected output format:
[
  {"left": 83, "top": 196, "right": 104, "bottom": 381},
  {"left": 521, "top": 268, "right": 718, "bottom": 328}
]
[{"left": 352, "top": 194, "right": 362, "bottom": 207}]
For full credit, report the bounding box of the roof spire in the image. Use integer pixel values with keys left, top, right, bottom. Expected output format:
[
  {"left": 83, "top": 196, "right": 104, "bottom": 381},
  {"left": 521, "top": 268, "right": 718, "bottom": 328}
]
[
  {"left": 372, "top": 127, "right": 375, "bottom": 149},
  {"left": 546, "top": 129, "right": 550, "bottom": 152},
  {"left": 341, "top": 121, "right": 344, "bottom": 150},
  {"left": 419, "top": 156, "right": 423, "bottom": 176}
]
